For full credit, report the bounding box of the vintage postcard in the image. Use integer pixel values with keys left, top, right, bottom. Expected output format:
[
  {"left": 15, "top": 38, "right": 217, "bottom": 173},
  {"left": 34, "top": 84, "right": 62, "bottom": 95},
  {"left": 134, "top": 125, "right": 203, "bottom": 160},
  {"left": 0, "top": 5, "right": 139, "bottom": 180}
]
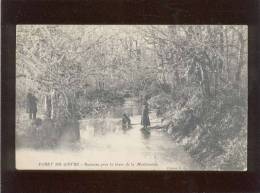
[{"left": 15, "top": 25, "right": 247, "bottom": 170}]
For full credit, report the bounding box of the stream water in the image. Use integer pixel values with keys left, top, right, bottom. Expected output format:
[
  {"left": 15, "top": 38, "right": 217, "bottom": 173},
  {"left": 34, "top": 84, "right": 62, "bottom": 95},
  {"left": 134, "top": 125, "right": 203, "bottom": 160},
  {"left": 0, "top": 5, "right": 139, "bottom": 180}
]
[{"left": 16, "top": 98, "right": 201, "bottom": 170}]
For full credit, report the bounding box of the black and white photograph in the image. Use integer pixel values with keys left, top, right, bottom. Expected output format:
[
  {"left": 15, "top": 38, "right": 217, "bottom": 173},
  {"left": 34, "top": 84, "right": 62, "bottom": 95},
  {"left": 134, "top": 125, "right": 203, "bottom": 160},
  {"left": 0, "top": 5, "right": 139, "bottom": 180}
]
[{"left": 15, "top": 25, "right": 247, "bottom": 171}]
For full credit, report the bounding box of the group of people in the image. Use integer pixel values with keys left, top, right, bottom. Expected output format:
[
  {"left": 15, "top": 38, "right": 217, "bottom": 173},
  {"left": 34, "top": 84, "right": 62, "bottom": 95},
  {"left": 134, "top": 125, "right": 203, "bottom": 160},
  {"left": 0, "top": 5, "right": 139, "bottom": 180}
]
[
  {"left": 122, "top": 100, "right": 151, "bottom": 131},
  {"left": 26, "top": 89, "right": 151, "bottom": 131}
]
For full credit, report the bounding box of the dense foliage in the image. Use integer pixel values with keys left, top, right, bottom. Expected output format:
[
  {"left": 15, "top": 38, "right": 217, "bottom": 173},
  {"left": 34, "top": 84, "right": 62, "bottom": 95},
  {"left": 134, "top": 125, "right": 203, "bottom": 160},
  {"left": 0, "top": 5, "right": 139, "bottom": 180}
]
[{"left": 16, "top": 25, "right": 247, "bottom": 170}]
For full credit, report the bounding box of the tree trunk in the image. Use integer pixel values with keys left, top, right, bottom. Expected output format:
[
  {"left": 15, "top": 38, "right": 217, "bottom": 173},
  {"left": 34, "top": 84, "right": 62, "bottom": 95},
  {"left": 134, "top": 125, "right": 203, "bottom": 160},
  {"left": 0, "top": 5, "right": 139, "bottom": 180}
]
[
  {"left": 225, "top": 27, "right": 230, "bottom": 82},
  {"left": 199, "top": 64, "right": 211, "bottom": 98},
  {"left": 236, "top": 32, "right": 245, "bottom": 82}
]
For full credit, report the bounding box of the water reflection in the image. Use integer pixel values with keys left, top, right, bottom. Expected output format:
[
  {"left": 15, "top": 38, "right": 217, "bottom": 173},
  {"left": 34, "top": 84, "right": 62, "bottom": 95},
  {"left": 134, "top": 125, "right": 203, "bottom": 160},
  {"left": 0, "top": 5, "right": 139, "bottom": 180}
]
[
  {"left": 16, "top": 97, "right": 201, "bottom": 170},
  {"left": 140, "top": 128, "right": 151, "bottom": 139}
]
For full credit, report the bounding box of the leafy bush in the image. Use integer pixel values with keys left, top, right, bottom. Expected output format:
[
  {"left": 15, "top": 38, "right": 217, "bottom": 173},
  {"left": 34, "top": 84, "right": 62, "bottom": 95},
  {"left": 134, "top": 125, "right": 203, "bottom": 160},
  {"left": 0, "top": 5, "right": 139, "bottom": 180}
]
[
  {"left": 149, "top": 93, "right": 173, "bottom": 115},
  {"left": 77, "top": 89, "right": 125, "bottom": 118},
  {"left": 162, "top": 87, "right": 247, "bottom": 170}
]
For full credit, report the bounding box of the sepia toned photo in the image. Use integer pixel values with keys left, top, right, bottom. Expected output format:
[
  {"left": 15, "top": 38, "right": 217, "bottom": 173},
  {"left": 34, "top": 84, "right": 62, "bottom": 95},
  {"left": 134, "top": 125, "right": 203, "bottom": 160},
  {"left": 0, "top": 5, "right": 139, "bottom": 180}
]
[{"left": 15, "top": 25, "right": 247, "bottom": 170}]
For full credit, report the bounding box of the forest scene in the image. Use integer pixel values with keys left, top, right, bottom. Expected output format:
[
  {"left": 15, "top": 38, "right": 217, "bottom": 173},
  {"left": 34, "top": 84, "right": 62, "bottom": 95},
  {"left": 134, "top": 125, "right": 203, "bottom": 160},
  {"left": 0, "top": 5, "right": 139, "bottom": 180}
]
[{"left": 16, "top": 25, "right": 247, "bottom": 171}]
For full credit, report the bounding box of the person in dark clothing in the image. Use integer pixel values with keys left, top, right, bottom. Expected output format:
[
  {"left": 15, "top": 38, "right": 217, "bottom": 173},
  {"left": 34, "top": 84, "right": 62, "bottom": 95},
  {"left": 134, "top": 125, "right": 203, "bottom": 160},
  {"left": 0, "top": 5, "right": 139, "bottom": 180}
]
[
  {"left": 122, "top": 113, "right": 131, "bottom": 130},
  {"left": 26, "top": 91, "right": 38, "bottom": 119},
  {"left": 141, "top": 103, "right": 150, "bottom": 129}
]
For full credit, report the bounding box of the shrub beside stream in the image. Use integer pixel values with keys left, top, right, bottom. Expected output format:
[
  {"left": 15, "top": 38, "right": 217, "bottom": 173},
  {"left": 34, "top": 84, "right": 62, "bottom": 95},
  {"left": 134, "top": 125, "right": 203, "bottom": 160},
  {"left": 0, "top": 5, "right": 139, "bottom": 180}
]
[{"left": 150, "top": 89, "right": 247, "bottom": 171}]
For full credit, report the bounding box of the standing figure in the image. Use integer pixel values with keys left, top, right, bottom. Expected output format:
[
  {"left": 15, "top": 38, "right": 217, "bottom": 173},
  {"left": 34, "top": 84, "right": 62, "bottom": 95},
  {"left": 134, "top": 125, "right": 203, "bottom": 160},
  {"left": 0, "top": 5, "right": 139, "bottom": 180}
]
[
  {"left": 26, "top": 91, "right": 38, "bottom": 120},
  {"left": 141, "top": 102, "right": 150, "bottom": 129}
]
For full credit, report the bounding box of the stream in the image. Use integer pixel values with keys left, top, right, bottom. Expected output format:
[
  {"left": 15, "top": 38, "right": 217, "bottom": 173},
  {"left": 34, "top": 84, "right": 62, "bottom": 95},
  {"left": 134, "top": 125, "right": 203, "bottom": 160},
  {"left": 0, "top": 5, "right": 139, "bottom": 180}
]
[{"left": 16, "top": 98, "right": 201, "bottom": 170}]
